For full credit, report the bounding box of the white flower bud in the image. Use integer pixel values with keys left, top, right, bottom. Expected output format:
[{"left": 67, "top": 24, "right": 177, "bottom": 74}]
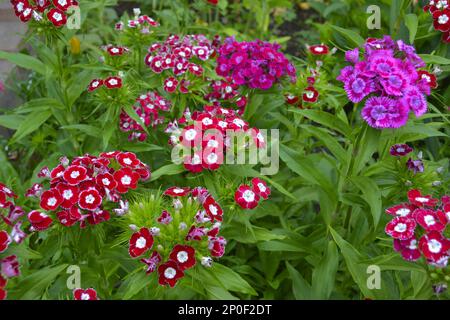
[
  {"left": 201, "top": 257, "right": 213, "bottom": 268},
  {"left": 179, "top": 222, "right": 187, "bottom": 230}
]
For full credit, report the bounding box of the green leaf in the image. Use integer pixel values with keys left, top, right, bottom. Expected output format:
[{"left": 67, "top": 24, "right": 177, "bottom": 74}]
[
  {"left": 286, "top": 262, "right": 312, "bottom": 299},
  {"left": 12, "top": 264, "right": 68, "bottom": 299},
  {"left": 404, "top": 14, "right": 418, "bottom": 43},
  {"left": 311, "top": 241, "right": 339, "bottom": 299},
  {"left": 61, "top": 124, "right": 102, "bottom": 137},
  {"left": 350, "top": 176, "right": 382, "bottom": 227},
  {"left": 419, "top": 54, "right": 450, "bottom": 65},
  {"left": 150, "top": 163, "right": 185, "bottom": 181},
  {"left": 330, "top": 25, "right": 365, "bottom": 47},
  {"left": 209, "top": 263, "right": 257, "bottom": 296},
  {"left": 0, "top": 114, "right": 25, "bottom": 130},
  {"left": 0, "top": 51, "right": 46, "bottom": 75},
  {"left": 289, "top": 108, "right": 352, "bottom": 137},
  {"left": 11, "top": 109, "right": 52, "bottom": 143}
]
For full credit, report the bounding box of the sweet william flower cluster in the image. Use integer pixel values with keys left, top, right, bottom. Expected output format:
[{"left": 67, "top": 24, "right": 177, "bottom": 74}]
[
  {"left": 424, "top": 1, "right": 450, "bottom": 43},
  {"left": 10, "top": 0, "right": 77, "bottom": 27},
  {"left": 337, "top": 36, "right": 437, "bottom": 129},
  {"left": 385, "top": 190, "right": 450, "bottom": 267},
  {"left": 235, "top": 178, "right": 271, "bottom": 210},
  {"left": 216, "top": 37, "right": 297, "bottom": 90},
  {"left": 26, "top": 152, "right": 150, "bottom": 229},
  {"left": 0, "top": 183, "right": 25, "bottom": 300},
  {"left": 126, "top": 187, "right": 226, "bottom": 287}
]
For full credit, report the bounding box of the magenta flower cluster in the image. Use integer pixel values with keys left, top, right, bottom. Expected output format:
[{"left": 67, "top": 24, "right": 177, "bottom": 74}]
[
  {"left": 216, "top": 37, "right": 297, "bottom": 90},
  {"left": 337, "top": 36, "right": 434, "bottom": 129}
]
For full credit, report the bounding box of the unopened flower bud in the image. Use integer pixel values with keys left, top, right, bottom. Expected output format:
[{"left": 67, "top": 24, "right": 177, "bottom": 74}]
[
  {"left": 179, "top": 222, "right": 187, "bottom": 230},
  {"left": 405, "top": 180, "right": 413, "bottom": 186},
  {"left": 432, "top": 181, "right": 442, "bottom": 187},
  {"left": 201, "top": 256, "right": 213, "bottom": 268},
  {"left": 433, "top": 66, "right": 442, "bottom": 75},
  {"left": 150, "top": 227, "right": 160, "bottom": 236},
  {"left": 417, "top": 151, "right": 423, "bottom": 159},
  {"left": 436, "top": 167, "right": 444, "bottom": 174},
  {"left": 157, "top": 244, "right": 163, "bottom": 251},
  {"left": 173, "top": 199, "right": 183, "bottom": 210},
  {"left": 129, "top": 224, "right": 138, "bottom": 231},
  {"left": 133, "top": 8, "right": 141, "bottom": 17}
]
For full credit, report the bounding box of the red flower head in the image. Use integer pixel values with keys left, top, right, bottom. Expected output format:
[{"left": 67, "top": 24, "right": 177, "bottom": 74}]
[
  {"left": 28, "top": 210, "right": 53, "bottom": 231},
  {"left": 164, "top": 187, "right": 191, "bottom": 197},
  {"left": 164, "top": 77, "right": 179, "bottom": 93},
  {"left": 107, "top": 46, "right": 124, "bottom": 56},
  {"left": 302, "top": 86, "right": 319, "bottom": 103},
  {"left": 73, "top": 288, "right": 98, "bottom": 300},
  {"left": 188, "top": 63, "right": 203, "bottom": 76},
  {"left": 78, "top": 189, "right": 102, "bottom": 211},
  {"left": 309, "top": 44, "right": 329, "bottom": 55},
  {"left": 56, "top": 183, "right": 79, "bottom": 209},
  {"left": 407, "top": 189, "right": 438, "bottom": 207},
  {"left": 414, "top": 208, "right": 446, "bottom": 232},
  {"left": 208, "top": 236, "right": 226, "bottom": 257},
  {"left": 180, "top": 125, "right": 202, "bottom": 147},
  {"left": 385, "top": 216, "right": 416, "bottom": 240},
  {"left": 96, "top": 173, "right": 117, "bottom": 190},
  {"left": 157, "top": 210, "right": 173, "bottom": 224},
  {"left": 63, "top": 165, "right": 87, "bottom": 186},
  {"left": 389, "top": 144, "right": 413, "bottom": 157},
  {"left": 140, "top": 251, "right": 162, "bottom": 274},
  {"left": 35, "top": 0, "right": 51, "bottom": 12},
  {"left": 1, "top": 255, "right": 20, "bottom": 278},
  {"left": 158, "top": 260, "right": 184, "bottom": 287},
  {"left": 0, "top": 231, "right": 11, "bottom": 253},
  {"left": 417, "top": 70, "right": 438, "bottom": 89},
  {"left": 251, "top": 178, "right": 271, "bottom": 200},
  {"left": 86, "top": 209, "right": 110, "bottom": 225},
  {"left": 183, "top": 152, "right": 203, "bottom": 173},
  {"left": 385, "top": 203, "right": 415, "bottom": 217},
  {"left": 116, "top": 152, "right": 140, "bottom": 168},
  {"left": 206, "top": 0, "right": 218, "bottom": 5},
  {"left": 203, "top": 196, "right": 223, "bottom": 222},
  {"left": 87, "top": 79, "right": 103, "bottom": 92},
  {"left": 57, "top": 207, "right": 82, "bottom": 227},
  {"left": 129, "top": 227, "right": 154, "bottom": 258},
  {"left": 169, "top": 244, "right": 196, "bottom": 271},
  {"left": 40, "top": 189, "right": 63, "bottom": 211},
  {"left": 52, "top": 0, "right": 72, "bottom": 11},
  {"left": 113, "top": 167, "right": 140, "bottom": 193},
  {"left": 419, "top": 231, "right": 450, "bottom": 263},
  {"left": 47, "top": 8, "right": 67, "bottom": 27},
  {"left": 285, "top": 94, "right": 299, "bottom": 105},
  {"left": 105, "top": 76, "right": 122, "bottom": 89},
  {"left": 393, "top": 237, "right": 421, "bottom": 261},
  {"left": 202, "top": 149, "right": 223, "bottom": 171},
  {"left": 432, "top": 9, "right": 450, "bottom": 32},
  {"left": 235, "top": 184, "right": 260, "bottom": 209}
]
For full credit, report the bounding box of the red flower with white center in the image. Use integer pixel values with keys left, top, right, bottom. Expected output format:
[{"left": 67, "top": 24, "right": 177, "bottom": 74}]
[
  {"left": 414, "top": 208, "right": 446, "bottom": 232},
  {"left": 12, "top": 0, "right": 29, "bottom": 16},
  {"left": 180, "top": 125, "right": 202, "bottom": 147},
  {"left": 193, "top": 46, "right": 210, "bottom": 60},
  {"left": 188, "top": 63, "right": 203, "bottom": 76},
  {"left": 129, "top": 227, "right": 154, "bottom": 258},
  {"left": 407, "top": 189, "right": 438, "bottom": 207},
  {"left": 40, "top": 189, "right": 63, "bottom": 211},
  {"left": 0, "top": 183, "right": 16, "bottom": 198},
  {"left": 158, "top": 260, "right": 184, "bottom": 287},
  {"left": 235, "top": 185, "right": 260, "bottom": 209},
  {"left": 18, "top": 6, "right": 32, "bottom": 22},
  {"left": 309, "top": 44, "right": 329, "bottom": 55},
  {"left": 56, "top": 183, "right": 79, "bottom": 209},
  {"left": 169, "top": 245, "right": 196, "bottom": 271},
  {"left": 28, "top": 210, "right": 53, "bottom": 231},
  {"left": 105, "top": 76, "right": 122, "bottom": 89},
  {"left": 50, "top": 164, "right": 65, "bottom": 180},
  {"left": 202, "top": 149, "right": 223, "bottom": 171},
  {"left": 393, "top": 237, "right": 421, "bottom": 261},
  {"left": 140, "top": 251, "right": 162, "bottom": 274},
  {"left": 417, "top": 70, "right": 438, "bottom": 89},
  {"left": 173, "top": 58, "right": 188, "bottom": 76},
  {"left": 47, "top": 8, "right": 67, "bottom": 27},
  {"left": 150, "top": 56, "right": 164, "bottom": 73},
  {"left": 57, "top": 206, "right": 82, "bottom": 227},
  {"left": 285, "top": 94, "right": 299, "bottom": 105},
  {"left": 63, "top": 165, "right": 87, "bottom": 186},
  {"left": 433, "top": 8, "right": 450, "bottom": 32},
  {"left": 99, "top": 151, "right": 119, "bottom": 159},
  {"left": 419, "top": 231, "right": 450, "bottom": 262},
  {"left": 107, "top": 46, "right": 124, "bottom": 56},
  {"left": 186, "top": 226, "right": 206, "bottom": 241},
  {"left": 161, "top": 54, "right": 176, "bottom": 70},
  {"left": 87, "top": 79, "right": 103, "bottom": 92},
  {"left": 116, "top": 152, "right": 140, "bottom": 168},
  {"left": 164, "top": 187, "right": 191, "bottom": 197},
  {"left": 438, "top": 203, "right": 450, "bottom": 223},
  {"left": 0, "top": 231, "right": 11, "bottom": 253},
  {"left": 52, "top": 0, "right": 72, "bottom": 11},
  {"left": 35, "top": 0, "right": 51, "bottom": 12},
  {"left": 183, "top": 152, "right": 203, "bottom": 173},
  {"left": 251, "top": 178, "right": 271, "bottom": 200},
  {"left": 385, "top": 203, "right": 415, "bottom": 217},
  {"left": 157, "top": 210, "right": 173, "bottom": 224},
  {"left": 385, "top": 216, "right": 416, "bottom": 240},
  {"left": 208, "top": 236, "right": 226, "bottom": 258},
  {"left": 164, "top": 77, "right": 178, "bottom": 93},
  {"left": 73, "top": 288, "right": 98, "bottom": 300},
  {"left": 78, "top": 189, "right": 102, "bottom": 211},
  {"left": 113, "top": 167, "right": 140, "bottom": 193},
  {"left": 302, "top": 86, "right": 319, "bottom": 103},
  {"left": 95, "top": 173, "right": 117, "bottom": 190},
  {"left": 135, "top": 165, "right": 151, "bottom": 181},
  {"left": 227, "top": 116, "right": 249, "bottom": 131},
  {"left": 203, "top": 196, "right": 223, "bottom": 222}
]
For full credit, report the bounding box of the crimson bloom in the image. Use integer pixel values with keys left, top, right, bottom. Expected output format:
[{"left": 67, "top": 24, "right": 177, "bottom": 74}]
[
  {"left": 113, "top": 167, "right": 140, "bottom": 193},
  {"left": 389, "top": 144, "right": 413, "bottom": 156},
  {"left": 28, "top": 210, "right": 53, "bottom": 231},
  {"left": 129, "top": 227, "right": 154, "bottom": 258},
  {"left": 47, "top": 8, "right": 67, "bottom": 27},
  {"left": 407, "top": 189, "right": 438, "bottom": 207},
  {"left": 419, "top": 231, "right": 450, "bottom": 263},
  {"left": 40, "top": 189, "right": 63, "bottom": 211},
  {"left": 164, "top": 187, "right": 191, "bottom": 197},
  {"left": 309, "top": 44, "right": 329, "bottom": 55},
  {"left": 385, "top": 216, "right": 416, "bottom": 240},
  {"left": 302, "top": 86, "right": 319, "bottom": 103},
  {"left": 235, "top": 185, "right": 260, "bottom": 209},
  {"left": 78, "top": 189, "right": 102, "bottom": 211},
  {"left": 105, "top": 76, "right": 122, "bottom": 89},
  {"left": 158, "top": 260, "right": 184, "bottom": 287},
  {"left": 169, "top": 245, "right": 196, "bottom": 271},
  {"left": 73, "top": 288, "right": 98, "bottom": 300},
  {"left": 0, "top": 231, "right": 11, "bottom": 253},
  {"left": 251, "top": 178, "right": 271, "bottom": 200}
]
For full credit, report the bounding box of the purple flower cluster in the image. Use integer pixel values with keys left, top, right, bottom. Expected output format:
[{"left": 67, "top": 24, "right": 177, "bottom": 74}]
[
  {"left": 216, "top": 37, "right": 296, "bottom": 90},
  {"left": 337, "top": 36, "right": 434, "bottom": 129}
]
